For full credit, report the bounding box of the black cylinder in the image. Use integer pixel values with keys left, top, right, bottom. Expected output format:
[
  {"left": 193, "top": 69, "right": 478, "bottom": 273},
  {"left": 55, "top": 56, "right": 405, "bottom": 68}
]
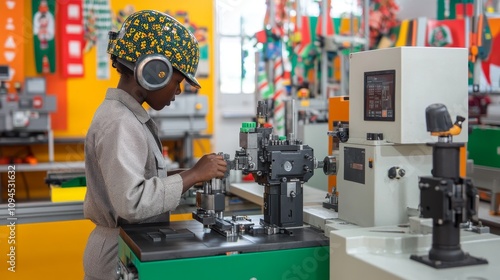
[
  {"left": 431, "top": 143, "right": 463, "bottom": 179},
  {"left": 429, "top": 221, "right": 465, "bottom": 262}
]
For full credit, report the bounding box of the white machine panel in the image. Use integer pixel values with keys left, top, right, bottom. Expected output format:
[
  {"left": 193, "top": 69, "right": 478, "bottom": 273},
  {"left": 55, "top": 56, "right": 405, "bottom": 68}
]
[
  {"left": 338, "top": 142, "right": 432, "bottom": 227},
  {"left": 349, "top": 47, "right": 468, "bottom": 144},
  {"left": 329, "top": 226, "right": 500, "bottom": 280}
]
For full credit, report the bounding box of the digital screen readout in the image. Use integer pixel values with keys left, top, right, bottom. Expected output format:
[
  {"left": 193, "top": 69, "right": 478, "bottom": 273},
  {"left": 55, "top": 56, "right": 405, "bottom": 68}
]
[{"left": 364, "top": 70, "right": 396, "bottom": 121}]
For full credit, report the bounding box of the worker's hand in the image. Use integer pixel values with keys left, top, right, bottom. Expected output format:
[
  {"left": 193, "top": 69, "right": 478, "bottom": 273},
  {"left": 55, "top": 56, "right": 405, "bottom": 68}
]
[
  {"left": 193, "top": 153, "right": 228, "bottom": 181},
  {"left": 179, "top": 153, "right": 227, "bottom": 192}
]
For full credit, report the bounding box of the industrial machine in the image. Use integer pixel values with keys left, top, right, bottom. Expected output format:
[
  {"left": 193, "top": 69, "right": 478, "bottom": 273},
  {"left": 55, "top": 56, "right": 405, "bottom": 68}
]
[
  {"left": 334, "top": 47, "right": 469, "bottom": 227},
  {"left": 192, "top": 101, "right": 334, "bottom": 234},
  {"left": 327, "top": 102, "right": 500, "bottom": 279},
  {"left": 410, "top": 103, "right": 486, "bottom": 268},
  {"left": 0, "top": 70, "right": 57, "bottom": 162},
  {"left": 117, "top": 47, "right": 500, "bottom": 280},
  {"left": 323, "top": 47, "right": 500, "bottom": 280},
  {"left": 0, "top": 73, "right": 56, "bottom": 139},
  {"left": 118, "top": 100, "right": 331, "bottom": 280}
]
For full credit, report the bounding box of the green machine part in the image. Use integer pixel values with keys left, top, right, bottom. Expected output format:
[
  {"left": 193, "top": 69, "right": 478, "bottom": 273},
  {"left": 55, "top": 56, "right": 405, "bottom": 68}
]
[
  {"left": 468, "top": 126, "right": 500, "bottom": 169},
  {"left": 118, "top": 237, "right": 330, "bottom": 280}
]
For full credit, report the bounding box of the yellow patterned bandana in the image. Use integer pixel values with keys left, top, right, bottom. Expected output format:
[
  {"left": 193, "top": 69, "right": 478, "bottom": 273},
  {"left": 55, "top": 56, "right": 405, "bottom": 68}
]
[{"left": 107, "top": 10, "right": 201, "bottom": 88}]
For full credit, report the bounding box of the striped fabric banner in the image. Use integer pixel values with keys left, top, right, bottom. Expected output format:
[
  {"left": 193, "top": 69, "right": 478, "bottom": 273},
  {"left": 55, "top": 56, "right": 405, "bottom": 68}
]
[
  {"left": 258, "top": 65, "right": 274, "bottom": 99},
  {"left": 273, "top": 57, "right": 285, "bottom": 136}
]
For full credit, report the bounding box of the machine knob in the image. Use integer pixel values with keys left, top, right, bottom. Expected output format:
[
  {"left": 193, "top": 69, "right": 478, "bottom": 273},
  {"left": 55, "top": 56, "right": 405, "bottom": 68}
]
[
  {"left": 338, "top": 130, "right": 349, "bottom": 143},
  {"left": 388, "top": 166, "right": 405, "bottom": 179},
  {"left": 398, "top": 168, "right": 406, "bottom": 177},
  {"left": 322, "top": 156, "right": 337, "bottom": 175}
]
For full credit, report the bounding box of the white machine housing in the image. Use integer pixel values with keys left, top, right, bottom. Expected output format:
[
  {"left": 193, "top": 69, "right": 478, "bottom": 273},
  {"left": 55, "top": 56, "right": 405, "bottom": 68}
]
[
  {"left": 348, "top": 47, "right": 468, "bottom": 144},
  {"left": 338, "top": 142, "right": 432, "bottom": 227},
  {"left": 338, "top": 47, "right": 469, "bottom": 227}
]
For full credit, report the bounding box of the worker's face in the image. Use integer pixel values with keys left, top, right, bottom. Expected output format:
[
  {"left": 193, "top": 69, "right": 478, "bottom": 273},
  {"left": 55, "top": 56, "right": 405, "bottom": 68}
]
[{"left": 145, "top": 70, "right": 185, "bottom": 110}]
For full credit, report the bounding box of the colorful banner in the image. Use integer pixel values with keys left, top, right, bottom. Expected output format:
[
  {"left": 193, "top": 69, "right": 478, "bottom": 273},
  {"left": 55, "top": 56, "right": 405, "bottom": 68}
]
[
  {"left": 83, "top": 0, "right": 112, "bottom": 79},
  {"left": 33, "top": 0, "right": 56, "bottom": 74},
  {"left": 480, "top": 18, "right": 500, "bottom": 92},
  {"left": 426, "top": 19, "right": 466, "bottom": 48},
  {"left": 59, "top": 0, "right": 84, "bottom": 78},
  {"left": 0, "top": 0, "right": 24, "bottom": 92}
]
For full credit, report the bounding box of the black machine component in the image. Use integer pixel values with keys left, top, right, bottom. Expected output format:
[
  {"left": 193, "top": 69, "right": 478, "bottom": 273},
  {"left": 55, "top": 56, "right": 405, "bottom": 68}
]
[
  {"left": 323, "top": 188, "right": 338, "bottom": 212},
  {"left": 388, "top": 166, "right": 405, "bottom": 179},
  {"left": 366, "top": 132, "right": 384, "bottom": 140},
  {"left": 328, "top": 121, "right": 349, "bottom": 149},
  {"left": 410, "top": 104, "right": 488, "bottom": 269},
  {"left": 233, "top": 100, "right": 317, "bottom": 228},
  {"left": 322, "top": 155, "right": 336, "bottom": 176},
  {"left": 193, "top": 100, "right": 327, "bottom": 237},
  {"left": 343, "top": 147, "right": 365, "bottom": 184}
]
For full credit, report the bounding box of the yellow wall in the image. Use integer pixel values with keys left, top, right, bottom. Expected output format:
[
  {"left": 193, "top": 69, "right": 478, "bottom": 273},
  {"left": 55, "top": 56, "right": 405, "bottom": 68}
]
[
  {"left": 23, "top": 1, "right": 215, "bottom": 155},
  {"left": 0, "top": 219, "right": 95, "bottom": 279}
]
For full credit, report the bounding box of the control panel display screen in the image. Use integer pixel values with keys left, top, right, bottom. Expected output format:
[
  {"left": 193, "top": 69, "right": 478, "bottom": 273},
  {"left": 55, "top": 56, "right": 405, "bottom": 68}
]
[
  {"left": 364, "top": 70, "right": 395, "bottom": 121},
  {"left": 0, "top": 66, "right": 9, "bottom": 80}
]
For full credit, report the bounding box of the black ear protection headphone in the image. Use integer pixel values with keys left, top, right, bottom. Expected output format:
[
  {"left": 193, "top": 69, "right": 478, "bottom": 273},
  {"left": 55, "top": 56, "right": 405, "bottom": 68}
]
[
  {"left": 109, "top": 30, "right": 173, "bottom": 91},
  {"left": 117, "top": 55, "right": 173, "bottom": 91}
]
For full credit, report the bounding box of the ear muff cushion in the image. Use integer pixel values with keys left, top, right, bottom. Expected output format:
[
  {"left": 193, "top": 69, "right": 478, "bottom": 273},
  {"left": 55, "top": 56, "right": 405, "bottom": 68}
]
[{"left": 135, "top": 54, "right": 173, "bottom": 91}]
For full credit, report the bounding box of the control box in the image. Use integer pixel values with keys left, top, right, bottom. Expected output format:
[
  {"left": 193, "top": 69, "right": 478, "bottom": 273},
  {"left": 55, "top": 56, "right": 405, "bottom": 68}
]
[{"left": 349, "top": 47, "right": 468, "bottom": 144}]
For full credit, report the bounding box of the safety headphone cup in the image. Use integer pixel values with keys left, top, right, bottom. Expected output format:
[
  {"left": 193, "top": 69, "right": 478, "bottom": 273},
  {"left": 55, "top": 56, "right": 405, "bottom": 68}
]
[{"left": 117, "top": 54, "right": 173, "bottom": 91}]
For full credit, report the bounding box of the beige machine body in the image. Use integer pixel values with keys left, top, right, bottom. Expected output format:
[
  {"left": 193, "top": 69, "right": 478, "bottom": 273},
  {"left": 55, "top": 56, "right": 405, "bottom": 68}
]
[{"left": 338, "top": 47, "right": 469, "bottom": 227}]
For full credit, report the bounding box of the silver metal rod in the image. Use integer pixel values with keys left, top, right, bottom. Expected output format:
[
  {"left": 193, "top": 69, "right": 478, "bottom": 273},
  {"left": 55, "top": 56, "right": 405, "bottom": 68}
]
[
  {"left": 364, "top": 0, "right": 369, "bottom": 51},
  {"left": 291, "top": 98, "right": 297, "bottom": 141},
  {"left": 340, "top": 54, "right": 346, "bottom": 96},
  {"left": 296, "top": 0, "right": 302, "bottom": 30},
  {"left": 48, "top": 114, "right": 54, "bottom": 162},
  {"left": 320, "top": 0, "right": 328, "bottom": 99}
]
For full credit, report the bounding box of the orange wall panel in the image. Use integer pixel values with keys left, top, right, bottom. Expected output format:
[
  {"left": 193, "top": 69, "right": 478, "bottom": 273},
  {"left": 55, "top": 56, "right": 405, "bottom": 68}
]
[{"left": 0, "top": 1, "right": 24, "bottom": 92}]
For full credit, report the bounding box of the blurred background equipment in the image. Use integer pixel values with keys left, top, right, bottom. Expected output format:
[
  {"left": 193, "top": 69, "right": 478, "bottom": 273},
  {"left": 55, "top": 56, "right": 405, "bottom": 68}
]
[{"left": 0, "top": 73, "right": 57, "bottom": 161}]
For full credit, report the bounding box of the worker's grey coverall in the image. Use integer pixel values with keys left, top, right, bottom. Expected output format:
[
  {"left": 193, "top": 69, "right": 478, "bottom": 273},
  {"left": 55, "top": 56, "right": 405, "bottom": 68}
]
[{"left": 83, "top": 88, "right": 183, "bottom": 279}]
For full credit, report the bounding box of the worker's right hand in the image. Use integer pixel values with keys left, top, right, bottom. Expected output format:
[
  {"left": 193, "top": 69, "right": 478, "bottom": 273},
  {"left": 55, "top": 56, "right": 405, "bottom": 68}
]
[
  {"left": 179, "top": 153, "right": 227, "bottom": 192},
  {"left": 193, "top": 153, "right": 228, "bottom": 181}
]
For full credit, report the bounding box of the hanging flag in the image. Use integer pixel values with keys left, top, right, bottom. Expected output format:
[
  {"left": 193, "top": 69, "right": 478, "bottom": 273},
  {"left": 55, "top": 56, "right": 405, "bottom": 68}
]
[
  {"left": 273, "top": 57, "right": 286, "bottom": 136},
  {"left": 59, "top": 0, "right": 84, "bottom": 78},
  {"left": 0, "top": 0, "right": 24, "bottom": 92},
  {"left": 315, "top": 0, "right": 335, "bottom": 37},
  {"left": 33, "top": 0, "right": 56, "bottom": 74},
  {"left": 481, "top": 18, "right": 500, "bottom": 91},
  {"left": 426, "top": 19, "right": 465, "bottom": 48}
]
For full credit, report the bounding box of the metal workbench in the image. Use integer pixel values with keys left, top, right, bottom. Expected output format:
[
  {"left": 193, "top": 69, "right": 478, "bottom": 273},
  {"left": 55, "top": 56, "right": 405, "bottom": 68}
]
[{"left": 118, "top": 215, "right": 330, "bottom": 279}]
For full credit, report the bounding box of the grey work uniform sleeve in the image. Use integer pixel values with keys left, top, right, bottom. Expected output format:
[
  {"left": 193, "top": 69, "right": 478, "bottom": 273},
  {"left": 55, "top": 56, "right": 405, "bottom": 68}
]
[{"left": 94, "top": 118, "right": 182, "bottom": 223}]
